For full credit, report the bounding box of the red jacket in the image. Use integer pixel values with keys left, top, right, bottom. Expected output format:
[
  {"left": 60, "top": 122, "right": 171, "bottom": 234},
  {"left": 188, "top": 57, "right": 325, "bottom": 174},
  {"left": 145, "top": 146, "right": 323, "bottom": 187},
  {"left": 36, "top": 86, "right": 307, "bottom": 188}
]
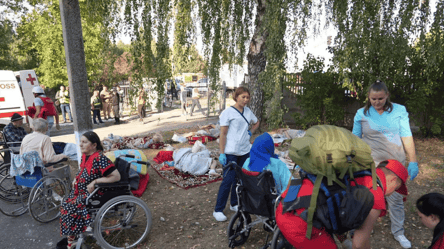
[{"left": 431, "top": 232, "right": 444, "bottom": 249}]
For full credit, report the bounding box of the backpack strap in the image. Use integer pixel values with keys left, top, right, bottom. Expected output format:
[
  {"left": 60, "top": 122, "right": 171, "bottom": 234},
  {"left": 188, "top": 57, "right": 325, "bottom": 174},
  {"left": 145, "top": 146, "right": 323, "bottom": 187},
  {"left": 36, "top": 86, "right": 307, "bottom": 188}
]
[
  {"left": 351, "top": 169, "right": 384, "bottom": 193},
  {"left": 306, "top": 175, "right": 323, "bottom": 239}
]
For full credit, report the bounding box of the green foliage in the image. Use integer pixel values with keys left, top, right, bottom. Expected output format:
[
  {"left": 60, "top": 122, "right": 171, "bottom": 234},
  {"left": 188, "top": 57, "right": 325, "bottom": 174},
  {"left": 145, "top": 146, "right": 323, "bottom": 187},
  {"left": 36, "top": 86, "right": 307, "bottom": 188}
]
[
  {"left": 173, "top": 45, "right": 207, "bottom": 74},
  {"left": 330, "top": 0, "right": 442, "bottom": 135},
  {"left": 16, "top": 1, "right": 105, "bottom": 89},
  {"left": 259, "top": 0, "right": 289, "bottom": 130},
  {"left": 0, "top": 20, "right": 20, "bottom": 69},
  {"left": 3, "top": 0, "right": 442, "bottom": 131},
  {"left": 293, "top": 55, "right": 346, "bottom": 128},
  {"left": 407, "top": 3, "right": 444, "bottom": 136}
]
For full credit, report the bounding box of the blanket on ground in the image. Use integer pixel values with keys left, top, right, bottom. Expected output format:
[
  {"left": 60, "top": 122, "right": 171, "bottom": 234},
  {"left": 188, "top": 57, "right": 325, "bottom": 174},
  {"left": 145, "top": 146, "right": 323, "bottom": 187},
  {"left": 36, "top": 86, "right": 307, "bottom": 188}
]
[
  {"left": 151, "top": 162, "right": 222, "bottom": 190},
  {"left": 153, "top": 151, "right": 174, "bottom": 164},
  {"left": 173, "top": 148, "right": 213, "bottom": 176}
]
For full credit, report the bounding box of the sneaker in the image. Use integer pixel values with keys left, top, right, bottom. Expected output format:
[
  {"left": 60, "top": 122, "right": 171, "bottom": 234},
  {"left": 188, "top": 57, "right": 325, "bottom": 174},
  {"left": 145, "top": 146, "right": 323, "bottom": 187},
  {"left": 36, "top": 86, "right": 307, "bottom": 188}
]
[
  {"left": 394, "top": 235, "right": 411, "bottom": 248},
  {"left": 230, "top": 205, "right": 238, "bottom": 212},
  {"left": 213, "top": 211, "right": 227, "bottom": 222}
]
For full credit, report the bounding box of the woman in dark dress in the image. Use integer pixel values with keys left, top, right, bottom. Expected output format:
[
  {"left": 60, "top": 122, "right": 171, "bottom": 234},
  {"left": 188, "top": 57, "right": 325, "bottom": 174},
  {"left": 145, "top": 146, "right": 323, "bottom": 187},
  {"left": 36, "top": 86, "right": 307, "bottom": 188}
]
[{"left": 59, "top": 131, "right": 121, "bottom": 249}]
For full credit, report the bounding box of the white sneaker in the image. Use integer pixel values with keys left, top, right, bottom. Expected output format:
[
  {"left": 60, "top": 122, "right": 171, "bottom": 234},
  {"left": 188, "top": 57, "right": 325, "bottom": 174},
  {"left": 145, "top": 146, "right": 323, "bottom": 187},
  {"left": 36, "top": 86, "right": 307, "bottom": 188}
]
[
  {"left": 230, "top": 205, "right": 238, "bottom": 212},
  {"left": 394, "top": 235, "right": 411, "bottom": 248},
  {"left": 213, "top": 211, "right": 227, "bottom": 222}
]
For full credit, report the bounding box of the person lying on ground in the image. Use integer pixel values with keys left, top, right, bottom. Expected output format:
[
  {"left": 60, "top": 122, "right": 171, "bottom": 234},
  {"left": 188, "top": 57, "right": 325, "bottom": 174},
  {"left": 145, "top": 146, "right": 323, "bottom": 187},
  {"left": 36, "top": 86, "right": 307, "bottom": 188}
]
[
  {"left": 242, "top": 132, "right": 291, "bottom": 194},
  {"left": 416, "top": 193, "right": 444, "bottom": 249},
  {"left": 276, "top": 159, "right": 408, "bottom": 249}
]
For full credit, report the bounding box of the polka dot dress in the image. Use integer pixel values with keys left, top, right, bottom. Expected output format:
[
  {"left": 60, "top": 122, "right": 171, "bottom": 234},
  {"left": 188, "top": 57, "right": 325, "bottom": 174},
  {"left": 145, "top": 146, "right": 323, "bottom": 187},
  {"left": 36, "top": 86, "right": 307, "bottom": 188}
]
[{"left": 60, "top": 151, "right": 115, "bottom": 236}]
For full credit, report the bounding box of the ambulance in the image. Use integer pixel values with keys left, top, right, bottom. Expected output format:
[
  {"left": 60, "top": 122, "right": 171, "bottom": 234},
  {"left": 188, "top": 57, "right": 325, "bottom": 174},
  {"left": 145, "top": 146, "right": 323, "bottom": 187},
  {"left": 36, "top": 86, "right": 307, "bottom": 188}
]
[{"left": 0, "top": 70, "right": 40, "bottom": 127}]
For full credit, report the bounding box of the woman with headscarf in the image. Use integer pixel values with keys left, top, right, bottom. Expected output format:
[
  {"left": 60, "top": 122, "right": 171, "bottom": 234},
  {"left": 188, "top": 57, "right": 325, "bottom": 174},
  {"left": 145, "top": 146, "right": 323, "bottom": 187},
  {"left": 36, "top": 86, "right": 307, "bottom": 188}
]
[{"left": 242, "top": 132, "right": 291, "bottom": 194}]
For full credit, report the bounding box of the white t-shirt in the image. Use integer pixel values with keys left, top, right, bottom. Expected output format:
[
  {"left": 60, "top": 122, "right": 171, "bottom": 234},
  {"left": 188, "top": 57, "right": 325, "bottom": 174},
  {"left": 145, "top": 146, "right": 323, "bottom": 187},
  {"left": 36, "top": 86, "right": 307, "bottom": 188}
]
[{"left": 219, "top": 106, "right": 258, "bottom": 156}]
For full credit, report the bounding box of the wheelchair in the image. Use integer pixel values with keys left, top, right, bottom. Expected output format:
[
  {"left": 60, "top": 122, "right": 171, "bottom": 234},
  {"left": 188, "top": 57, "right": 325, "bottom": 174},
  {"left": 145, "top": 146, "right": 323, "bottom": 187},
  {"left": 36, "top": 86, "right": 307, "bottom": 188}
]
[
  {"left": 225, "top": 162, "right": 280, "bottom": 248},
  {"left": 0, "top": 149, "right": 71, "bottom": 223},
  {"left": 75, "top": 154, "right": 152, "bottom": 249}
]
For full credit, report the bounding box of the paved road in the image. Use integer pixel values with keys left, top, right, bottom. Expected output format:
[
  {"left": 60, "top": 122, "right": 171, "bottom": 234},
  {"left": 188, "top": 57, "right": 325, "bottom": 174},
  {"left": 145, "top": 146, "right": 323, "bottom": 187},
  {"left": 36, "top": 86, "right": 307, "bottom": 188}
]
[{"left": 0, "top": 105, "right": 219, "bottom": 249}]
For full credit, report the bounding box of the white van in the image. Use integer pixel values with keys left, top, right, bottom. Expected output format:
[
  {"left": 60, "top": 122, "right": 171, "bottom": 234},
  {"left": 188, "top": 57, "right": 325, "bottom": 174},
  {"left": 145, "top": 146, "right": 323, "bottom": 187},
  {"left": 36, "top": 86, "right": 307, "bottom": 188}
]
[{"left": 0, "top": 70, "right": 40, "bottom": 126}]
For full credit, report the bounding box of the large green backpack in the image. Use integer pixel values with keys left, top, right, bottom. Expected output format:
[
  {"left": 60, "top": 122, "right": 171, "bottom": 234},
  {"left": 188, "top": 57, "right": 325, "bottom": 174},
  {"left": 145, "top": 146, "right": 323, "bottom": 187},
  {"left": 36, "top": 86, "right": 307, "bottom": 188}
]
[{"left": 288, "top": 125, "right": 377, "bottom": 237}]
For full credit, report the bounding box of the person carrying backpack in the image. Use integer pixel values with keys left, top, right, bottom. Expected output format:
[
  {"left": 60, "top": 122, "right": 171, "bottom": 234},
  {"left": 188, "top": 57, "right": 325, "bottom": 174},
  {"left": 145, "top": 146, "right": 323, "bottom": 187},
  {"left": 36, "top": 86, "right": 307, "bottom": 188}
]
[
  {"left": 276, "top": 159, "right": 408, "bottom": 249},
  {"left": 276, "top": 125, "right": 409, "bottom": 249}
]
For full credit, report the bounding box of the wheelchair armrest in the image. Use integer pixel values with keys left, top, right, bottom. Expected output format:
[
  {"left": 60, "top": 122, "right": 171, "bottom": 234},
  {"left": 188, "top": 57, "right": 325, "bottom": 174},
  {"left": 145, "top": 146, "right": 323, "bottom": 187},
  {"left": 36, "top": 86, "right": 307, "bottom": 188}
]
[
  {"left": 95, "top": 182, "right": 130, "bottom": 189},
  {"left": 7, "top": 141, "right": 21, "bottom": 146},
  {"left": 44, "top": 158, "right": 68, "bottom": 167},
  {"left": 9, "top": 147, "right": 20, "bottom": 154}
]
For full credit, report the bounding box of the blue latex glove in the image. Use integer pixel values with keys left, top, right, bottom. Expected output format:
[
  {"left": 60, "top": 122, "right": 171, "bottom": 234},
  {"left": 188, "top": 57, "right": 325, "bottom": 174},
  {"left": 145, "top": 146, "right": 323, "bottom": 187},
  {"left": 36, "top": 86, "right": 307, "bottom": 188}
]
[
  {"left": 408, "top": 162, "right": 419, "bottom": 180},
  {"left": 248, "top": 130, "right": 252, "bottom": 136},
  {"left": 219, "top": 153, "right": 227, "bottom": 165}
]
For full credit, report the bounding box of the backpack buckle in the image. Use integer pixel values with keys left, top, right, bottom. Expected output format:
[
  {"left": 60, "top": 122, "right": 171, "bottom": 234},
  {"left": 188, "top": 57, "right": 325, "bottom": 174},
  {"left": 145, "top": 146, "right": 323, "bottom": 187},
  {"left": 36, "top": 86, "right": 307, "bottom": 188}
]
[{"left": 326, "top": 154, "right": 333, "bottom": 163}]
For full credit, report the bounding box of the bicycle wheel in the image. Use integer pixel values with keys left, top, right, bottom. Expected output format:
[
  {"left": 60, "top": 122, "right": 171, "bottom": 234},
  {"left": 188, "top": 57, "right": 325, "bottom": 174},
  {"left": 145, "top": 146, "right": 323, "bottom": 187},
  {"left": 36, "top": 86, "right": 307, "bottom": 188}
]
[
  {"left": 28, "top": 176, "right": 68, "bottom": 223},
  {"left": 0, "top": 175, "right": 29, "bottom": 216},
  {"left": 94, "top": 195, "right": 152, "bottom": 249}
]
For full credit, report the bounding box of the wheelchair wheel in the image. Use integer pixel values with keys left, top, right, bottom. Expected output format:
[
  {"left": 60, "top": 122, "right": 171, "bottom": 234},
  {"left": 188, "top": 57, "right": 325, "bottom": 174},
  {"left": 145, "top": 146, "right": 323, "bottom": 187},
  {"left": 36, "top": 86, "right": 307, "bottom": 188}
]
[
  {"left": 93, "top": 195, "right": 152, "bottom": 249},
  {"left": 28, "top": 176, "right": 68, "bottom": 223},
  {"left": 271, "top": 227, "right": 294, "bottom": 249},
  {"left": 0, "top": 175, "right": 29, "bottom": 216},
  {"left": 0, "top": 163, "right": 9, "bottom": 179},
  {"left": 227, "top": 211, "right": 252, "bottom": 247}
]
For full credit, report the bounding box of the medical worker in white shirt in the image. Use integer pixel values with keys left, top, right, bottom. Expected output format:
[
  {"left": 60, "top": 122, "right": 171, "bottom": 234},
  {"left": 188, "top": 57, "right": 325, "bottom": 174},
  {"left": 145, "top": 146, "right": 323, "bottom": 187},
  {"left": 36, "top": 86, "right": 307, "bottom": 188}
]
[{"left": 213, "top": 87, "right": 260, "bottom": 222}]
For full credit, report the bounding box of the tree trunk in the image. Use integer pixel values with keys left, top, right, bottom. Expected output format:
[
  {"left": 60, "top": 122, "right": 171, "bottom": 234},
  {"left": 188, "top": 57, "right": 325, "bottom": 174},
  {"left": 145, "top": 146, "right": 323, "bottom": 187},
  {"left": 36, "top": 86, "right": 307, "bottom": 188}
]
[{"left": 247, "top": 0, "right": 268, "bottom": 122}]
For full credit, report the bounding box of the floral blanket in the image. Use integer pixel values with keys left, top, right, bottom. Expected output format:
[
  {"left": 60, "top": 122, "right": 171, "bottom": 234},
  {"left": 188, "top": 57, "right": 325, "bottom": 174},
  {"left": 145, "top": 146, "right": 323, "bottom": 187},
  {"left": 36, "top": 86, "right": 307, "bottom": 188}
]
[{"left": 151, "top": 162, "right": 222, "bottom": 190}]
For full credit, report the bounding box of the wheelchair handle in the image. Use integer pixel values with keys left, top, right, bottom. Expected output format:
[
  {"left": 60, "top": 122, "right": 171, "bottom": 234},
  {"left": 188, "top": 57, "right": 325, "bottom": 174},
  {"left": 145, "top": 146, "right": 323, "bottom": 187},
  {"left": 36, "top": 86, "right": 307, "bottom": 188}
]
[
  {"left": 134, "top": 160, "right": 150, "bottom": 166},
  {"left": 118, "top": 154, "right": 136, "bottom": 158}
]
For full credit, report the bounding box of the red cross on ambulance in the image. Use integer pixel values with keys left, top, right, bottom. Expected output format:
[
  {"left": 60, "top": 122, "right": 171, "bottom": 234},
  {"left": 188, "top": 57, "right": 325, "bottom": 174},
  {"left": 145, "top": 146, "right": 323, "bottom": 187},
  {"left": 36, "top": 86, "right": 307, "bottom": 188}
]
[{"left": 26, "top": 74, "right": 37, "bottom": 85}]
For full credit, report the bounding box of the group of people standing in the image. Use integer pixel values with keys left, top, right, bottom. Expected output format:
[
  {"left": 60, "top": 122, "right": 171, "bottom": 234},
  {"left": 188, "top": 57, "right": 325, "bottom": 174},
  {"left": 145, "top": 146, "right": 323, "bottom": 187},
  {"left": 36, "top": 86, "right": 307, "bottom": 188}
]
[
  {"left": 90, "top": 85, "right": 124, "bottom": 125},
  {"left": 213, "top": 81, "right": 443, "bottom": 249}
]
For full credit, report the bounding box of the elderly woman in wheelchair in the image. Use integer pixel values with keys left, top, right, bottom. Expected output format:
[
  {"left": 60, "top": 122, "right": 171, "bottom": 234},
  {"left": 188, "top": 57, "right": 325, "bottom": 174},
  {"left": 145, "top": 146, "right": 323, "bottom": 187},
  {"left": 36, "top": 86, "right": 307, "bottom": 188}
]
[
  {"left": 59, "top": 131, "right": 120, "bottom": 249},
  {"left": 0, "top": 118, "right": 70, "bottom": 219},
  {"left": 20, "top": 118, "right": 69, "bottom": 166},
  {"left": 58, "top": 131, "right": 152, "bottom": 249}
]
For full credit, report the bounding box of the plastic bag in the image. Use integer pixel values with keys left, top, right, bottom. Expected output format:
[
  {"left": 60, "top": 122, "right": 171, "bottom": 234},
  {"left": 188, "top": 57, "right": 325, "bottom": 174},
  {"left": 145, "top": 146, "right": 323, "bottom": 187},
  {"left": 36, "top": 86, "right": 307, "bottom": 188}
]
[
  {"left": 164, "top": 144, "right": 175, "bottom": 151},
  {"left": 191, "top": 140, "right": 206, "bottom": 153},
  {"left": 172, "top": 133, "right": 187, "bottom": 143}
]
